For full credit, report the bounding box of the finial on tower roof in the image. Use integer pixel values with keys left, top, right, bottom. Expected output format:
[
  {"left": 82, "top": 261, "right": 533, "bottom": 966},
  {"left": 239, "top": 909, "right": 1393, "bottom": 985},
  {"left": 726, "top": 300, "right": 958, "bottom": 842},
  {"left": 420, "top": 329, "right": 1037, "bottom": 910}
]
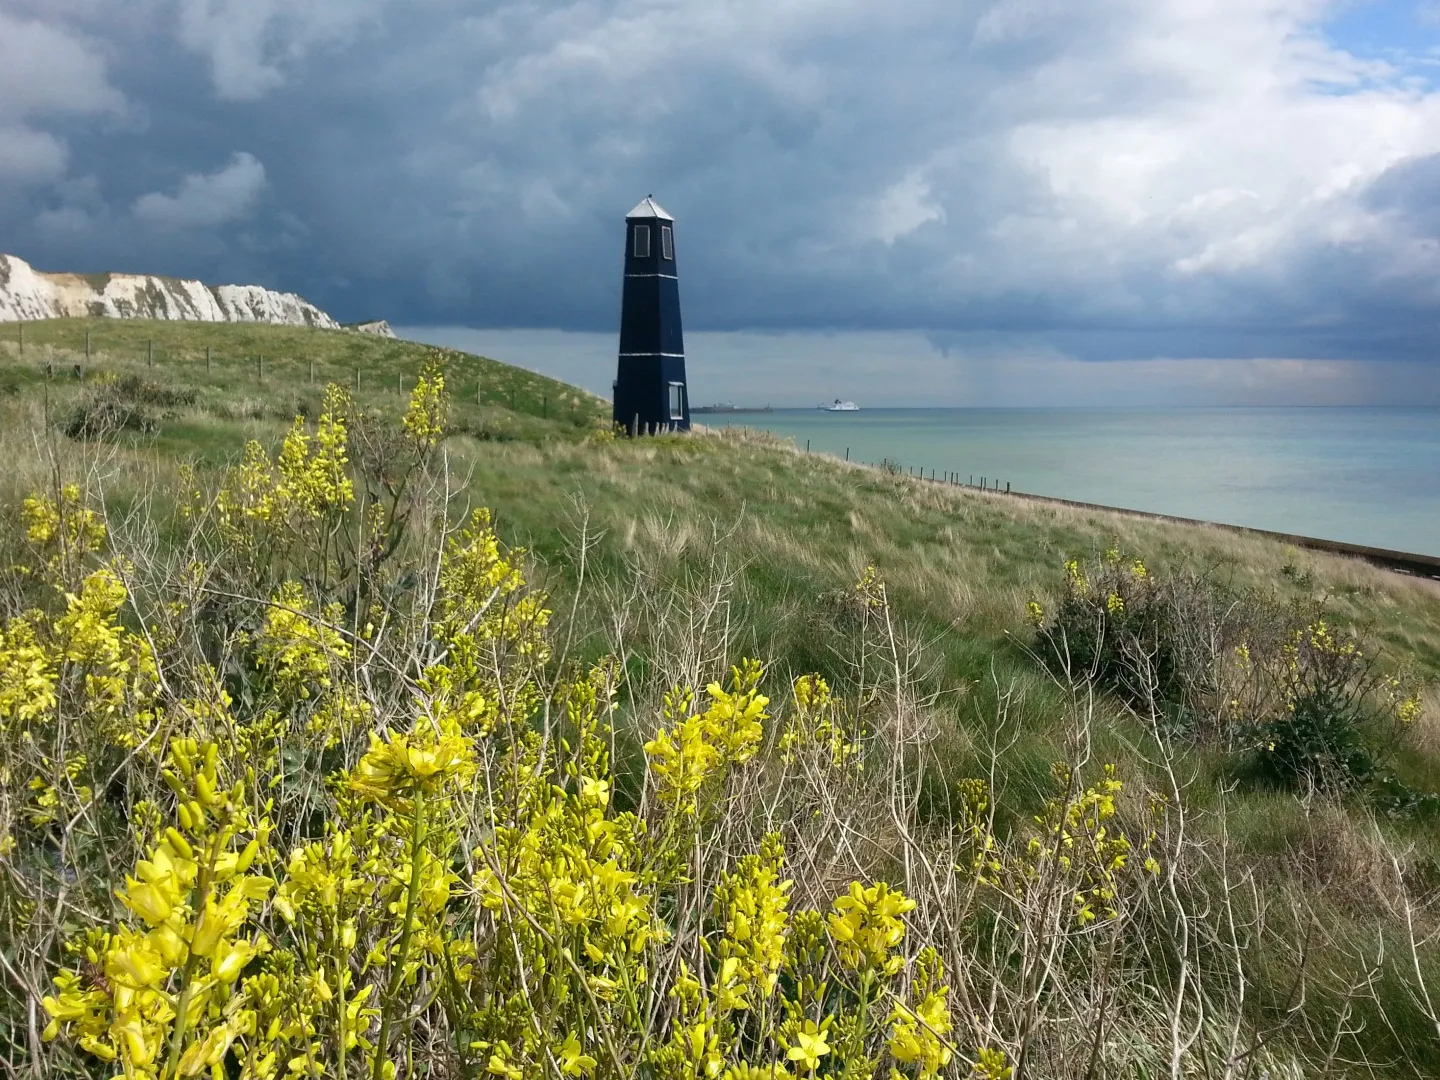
[{"left": 625, "top": 195, "right": 673, "bottom": 221}]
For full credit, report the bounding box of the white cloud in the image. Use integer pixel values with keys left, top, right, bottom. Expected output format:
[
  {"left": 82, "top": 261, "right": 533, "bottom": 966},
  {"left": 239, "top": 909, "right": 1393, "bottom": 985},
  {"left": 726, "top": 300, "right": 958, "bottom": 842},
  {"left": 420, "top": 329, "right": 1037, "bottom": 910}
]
[
  {"left": 436, "top": 0, "right": 1440, "bottom": 311},
  {"left": 867, "top": 173, "right": 946, "bottom": 246},
  {"left": 0, "top": 125, "right": 69, "bottom": 183},
  {"left": 6, "top": 0, "right": 1440, "bottom": 375},
  {"left": 0, "top": 11, "right": 123, "bottom": 119},
  {"left": 131, "top": 152, "right": 267, "bottom": 229},
  {"left": 0, "top": 11, "right": 122, "bottom": 182},
  {"left": 176, "top": 0, "right": 384, "bottom": 100}
]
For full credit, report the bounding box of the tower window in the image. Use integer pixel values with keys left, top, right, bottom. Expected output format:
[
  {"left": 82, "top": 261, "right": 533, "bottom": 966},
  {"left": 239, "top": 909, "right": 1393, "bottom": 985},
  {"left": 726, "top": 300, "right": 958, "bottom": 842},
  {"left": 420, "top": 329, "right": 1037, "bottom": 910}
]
[
  {"left": 661, "top": 225, "right": 673, "bottom": 260},
  {"left": 633, "top": 225, "right": 650, "bottom": 258},
  {"left": 668, "top": 382, "right": 685, "bottom": 420}
]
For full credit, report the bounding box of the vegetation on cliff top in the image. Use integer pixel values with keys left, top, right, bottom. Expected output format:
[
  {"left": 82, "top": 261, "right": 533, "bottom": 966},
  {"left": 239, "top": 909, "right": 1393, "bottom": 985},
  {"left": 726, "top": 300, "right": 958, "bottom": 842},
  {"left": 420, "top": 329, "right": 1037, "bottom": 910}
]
[{"left": 1, "top": 319, "right": 1439, "bottom": 1077}]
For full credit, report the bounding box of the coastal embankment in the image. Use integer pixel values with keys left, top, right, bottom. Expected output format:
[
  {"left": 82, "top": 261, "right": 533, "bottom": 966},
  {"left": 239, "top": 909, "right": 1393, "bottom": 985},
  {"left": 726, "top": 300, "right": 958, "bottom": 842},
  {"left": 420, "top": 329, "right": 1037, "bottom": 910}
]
[{"left": 997, "top": 485, "right": 1440, "bottom": 581}]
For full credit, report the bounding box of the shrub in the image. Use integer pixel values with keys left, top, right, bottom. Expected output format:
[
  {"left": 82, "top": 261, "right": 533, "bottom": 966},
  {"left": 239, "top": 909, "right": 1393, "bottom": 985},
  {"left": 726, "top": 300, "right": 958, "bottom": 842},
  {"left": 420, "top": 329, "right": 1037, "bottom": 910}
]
[
  {"left": 63, "top": 373, "right": 197, "bottom": 439},
  {"left": 1031, "top": 548, "right": 1426, "bottom": 796}
]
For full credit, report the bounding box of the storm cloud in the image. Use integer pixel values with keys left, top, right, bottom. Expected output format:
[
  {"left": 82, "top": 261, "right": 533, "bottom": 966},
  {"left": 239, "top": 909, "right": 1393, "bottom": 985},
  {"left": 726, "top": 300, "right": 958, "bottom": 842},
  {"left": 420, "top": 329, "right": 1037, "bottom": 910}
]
[{"left": 2, "top": 0, "right": 1440, "bottom": 392}]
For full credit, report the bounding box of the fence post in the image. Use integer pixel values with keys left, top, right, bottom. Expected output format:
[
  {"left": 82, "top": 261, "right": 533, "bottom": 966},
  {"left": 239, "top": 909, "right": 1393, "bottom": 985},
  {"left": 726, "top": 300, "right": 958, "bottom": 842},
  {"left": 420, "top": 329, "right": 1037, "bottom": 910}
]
[
  {"left": 147, "top": 339, "right": 153, "bottom": 367},
  {"left": 309, "top": 360, "right": 315, "bottom": 384},
  {"left": 845, "top": 447, "right": 849, "bottom": 461},
  {"left": 206, "top": 345, "right": 212, "bottom": 373},
  {"left": 17, "top": 323, "right": 22, "bottom": 356},
  {"left": 1006, "top": 481, "right": 1010, "bottom": 494},
  {"left": 543, "top": 395, "right": 547, "bottom": 419},
  {"left": 355, "top": 368, "right": 361, "bottom": 393},
  {"left": 85, "top": 329, "right": 90, "bottom": 362},
  {"left": 805, "top": 439, "right": 810, "bottom": 453},
  {"left": 257, "top": 355, "right": 264, "bottom": 382}
]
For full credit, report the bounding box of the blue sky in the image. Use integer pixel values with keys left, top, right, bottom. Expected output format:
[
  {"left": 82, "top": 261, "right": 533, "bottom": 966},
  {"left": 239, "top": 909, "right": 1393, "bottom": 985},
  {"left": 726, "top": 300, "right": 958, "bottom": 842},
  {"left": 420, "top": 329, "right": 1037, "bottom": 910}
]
[
  {"left": 2, "top": 0, "right": 1440, "bottom": 405},
  {"left": 1325, "top": 0, "right": 1440, "bottom": 68}
]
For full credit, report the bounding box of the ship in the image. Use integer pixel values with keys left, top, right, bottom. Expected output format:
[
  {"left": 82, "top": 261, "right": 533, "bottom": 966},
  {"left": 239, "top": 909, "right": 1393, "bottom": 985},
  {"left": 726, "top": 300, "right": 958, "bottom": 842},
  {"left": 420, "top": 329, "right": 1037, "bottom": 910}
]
[
  {"left": 818, "top": 399, "right": 860, "bottom": 412},
  {"left": 691, "top": 402, "right": 775, "bottom": 414}
]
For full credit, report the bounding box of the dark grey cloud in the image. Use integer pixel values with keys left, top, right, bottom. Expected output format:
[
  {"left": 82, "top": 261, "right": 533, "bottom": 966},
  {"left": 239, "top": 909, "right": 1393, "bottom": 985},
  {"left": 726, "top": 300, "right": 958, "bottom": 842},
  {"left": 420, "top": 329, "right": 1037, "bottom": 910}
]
[{"left": 3, "top": 0, "right": 1440, "bottom": 371}]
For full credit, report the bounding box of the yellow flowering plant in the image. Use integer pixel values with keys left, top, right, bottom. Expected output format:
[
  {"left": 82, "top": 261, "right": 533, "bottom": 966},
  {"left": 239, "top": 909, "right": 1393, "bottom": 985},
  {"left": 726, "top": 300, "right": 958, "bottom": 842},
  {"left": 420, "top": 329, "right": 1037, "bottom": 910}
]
[
  {"left": 644, "top": 660, "right": 769, "bottom": 817},
  {"left": 20, "top": 484, "right": 108, "bottom": 587},
  {"left": 41, "top": 738, "right": 276, "bottom": 1080},
  {"left": 10, "top": 395, "right": 1348, "bottom": 1080},
  {"left": 778, "top": 675, "right": 862, "bottom": 773}
]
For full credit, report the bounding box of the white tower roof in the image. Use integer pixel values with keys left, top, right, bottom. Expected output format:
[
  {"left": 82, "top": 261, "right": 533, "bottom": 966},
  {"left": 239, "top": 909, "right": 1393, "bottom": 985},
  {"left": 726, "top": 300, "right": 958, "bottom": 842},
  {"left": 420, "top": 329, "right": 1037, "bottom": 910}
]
[{"left": 625, "top": 195, "right": 673, "bottom": 221}]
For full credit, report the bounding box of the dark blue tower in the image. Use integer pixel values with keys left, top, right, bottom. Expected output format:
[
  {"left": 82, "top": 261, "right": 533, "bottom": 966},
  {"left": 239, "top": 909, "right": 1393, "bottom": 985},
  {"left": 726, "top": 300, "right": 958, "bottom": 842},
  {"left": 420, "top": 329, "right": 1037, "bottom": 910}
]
[{"left": 613, "top": 196, "right": 689, "bottom": 434}]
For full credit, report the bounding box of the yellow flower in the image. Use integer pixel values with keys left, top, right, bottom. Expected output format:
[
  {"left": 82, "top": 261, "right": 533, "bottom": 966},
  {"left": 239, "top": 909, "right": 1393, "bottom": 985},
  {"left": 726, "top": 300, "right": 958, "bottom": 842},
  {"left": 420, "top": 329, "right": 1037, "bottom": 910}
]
[
  {"left": 725, "top": 1065, "right": 793, "bottom": 1080},
  {"left": 208, "top": 938, "right": 253, "bottom": 990},
  {"left": 120, "top": 879, "right": 173, "bottom": 927},
  {"left": 714, "top": 833, "right": 791, "bottom": 1002},
  {"left": 645, "top": 661, "right": 769, "bottom": 814},
  {"left": 888, "top": 948, "right": 953, "bottom": 1076},
  {"left": 557, "top": 1033, "right": 598, "bottom": 1077},
  {"left": 349, "top": 721, "right": 476, "bottom": 806},
  {"left": 828, "top": 880, "right": 915, "bottom": 973},
  {"left": 780, "top": 674, "right": 860, "bottom": 770},
  {"left": 0, "top": 615, "right": 58, "bottom": 727},
  {"left": 403, "top": 361, "right": 449, "bottom": 449},
  {"left": 786, "top": 1021, "right": 831, "bottom": 1072},
  {"left": 255, "top": 582, "right": 350, "bottom": 698},
  {"left": 972, "top": 1048, "right": 1012, "bottom": 1080}
]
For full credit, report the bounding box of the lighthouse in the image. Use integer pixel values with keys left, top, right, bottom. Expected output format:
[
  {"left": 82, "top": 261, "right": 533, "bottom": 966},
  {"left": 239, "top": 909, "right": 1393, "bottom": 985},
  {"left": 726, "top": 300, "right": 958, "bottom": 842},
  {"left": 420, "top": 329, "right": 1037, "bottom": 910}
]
[{"left": 613, "top": 196, "right": 689, "bottom": 434}]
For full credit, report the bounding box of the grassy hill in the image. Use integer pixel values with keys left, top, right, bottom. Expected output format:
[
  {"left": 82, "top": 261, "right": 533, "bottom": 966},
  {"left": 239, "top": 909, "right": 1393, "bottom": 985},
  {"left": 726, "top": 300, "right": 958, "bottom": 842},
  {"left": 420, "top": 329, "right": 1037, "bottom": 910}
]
[
  {"left": 4, "top": 318, "right": 1440, "bottom": 1077},
  {"left": 0, "top": 316, "right": 605, "bottom": 453}
]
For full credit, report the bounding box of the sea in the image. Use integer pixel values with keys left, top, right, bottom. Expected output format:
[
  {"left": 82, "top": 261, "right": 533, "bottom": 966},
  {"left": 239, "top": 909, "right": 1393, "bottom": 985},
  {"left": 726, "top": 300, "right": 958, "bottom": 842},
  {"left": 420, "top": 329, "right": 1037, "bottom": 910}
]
[{"left": 710, "top": 407, "right": 1440, "bottom": 558}]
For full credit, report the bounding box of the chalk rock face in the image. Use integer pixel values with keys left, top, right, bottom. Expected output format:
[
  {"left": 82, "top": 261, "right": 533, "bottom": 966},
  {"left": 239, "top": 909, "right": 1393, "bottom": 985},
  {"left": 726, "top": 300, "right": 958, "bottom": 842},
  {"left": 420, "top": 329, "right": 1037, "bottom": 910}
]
[
  {"left": 347, "top": 320, "right": 397, "bottom": 338},
  {"left": 0, "top": 253, "right": 340, "bottom": 329}
]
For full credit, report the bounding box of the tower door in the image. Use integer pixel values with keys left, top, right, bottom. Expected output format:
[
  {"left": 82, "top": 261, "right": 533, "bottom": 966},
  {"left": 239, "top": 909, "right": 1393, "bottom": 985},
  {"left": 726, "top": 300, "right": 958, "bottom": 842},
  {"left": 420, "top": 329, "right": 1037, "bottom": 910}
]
[{"left": 668, "top": 382, "right": 685, "bottom": 421}]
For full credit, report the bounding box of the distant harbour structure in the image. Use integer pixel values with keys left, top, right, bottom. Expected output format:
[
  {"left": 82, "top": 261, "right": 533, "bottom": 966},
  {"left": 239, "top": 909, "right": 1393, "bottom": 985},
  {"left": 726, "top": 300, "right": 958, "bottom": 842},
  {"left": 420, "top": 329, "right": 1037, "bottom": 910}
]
[{"left": 613, "top": 196, "right": 689, "bottom": 434}]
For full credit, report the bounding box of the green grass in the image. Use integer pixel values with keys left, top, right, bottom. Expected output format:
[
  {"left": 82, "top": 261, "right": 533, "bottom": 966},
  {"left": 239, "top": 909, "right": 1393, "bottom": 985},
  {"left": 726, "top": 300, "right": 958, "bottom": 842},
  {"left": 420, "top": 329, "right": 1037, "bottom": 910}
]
[
  {"left": 5, "top": 320, "right": 1439, "bottom": 779},
  {"left": 4, "top": 318, "right": 1440, "bottom": 1073},
  {"left": 4, "top": 319, "right": 1437, "bottom": 743},
  {"left": 0, "top": 316, "right": 605, "bottom": 437}
]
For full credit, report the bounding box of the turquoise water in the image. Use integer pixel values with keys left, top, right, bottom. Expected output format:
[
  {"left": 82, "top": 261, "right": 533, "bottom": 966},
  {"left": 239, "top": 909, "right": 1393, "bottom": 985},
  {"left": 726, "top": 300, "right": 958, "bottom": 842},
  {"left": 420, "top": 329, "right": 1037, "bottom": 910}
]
[{"left": 713, "top": 408, "right": 1440, "bottom": 557}]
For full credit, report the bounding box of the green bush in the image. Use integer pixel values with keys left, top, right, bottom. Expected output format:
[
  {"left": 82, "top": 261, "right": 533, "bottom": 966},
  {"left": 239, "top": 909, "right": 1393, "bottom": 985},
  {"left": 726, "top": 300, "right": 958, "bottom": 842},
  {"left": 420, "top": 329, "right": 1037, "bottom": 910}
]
[
  {"left": 1031, "top": 549, "right": 1426, "bottom": 798},
  {"left": 63, "top": 373, "right": 197, "bottom": 439}
]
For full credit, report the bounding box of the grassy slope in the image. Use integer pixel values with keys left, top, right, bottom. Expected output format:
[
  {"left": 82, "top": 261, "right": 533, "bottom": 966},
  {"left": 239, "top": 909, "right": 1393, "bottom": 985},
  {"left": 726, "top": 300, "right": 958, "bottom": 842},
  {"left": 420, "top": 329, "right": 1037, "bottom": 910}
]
[
  {"left": 5, "top": 319, "right": 1438, "bottom": 776},
  {"left": 0, "top": 316, "right": 602, "bottom": 447},
  {"left": 5, "top": 318, "right": 1440, "bottom": 1069}
]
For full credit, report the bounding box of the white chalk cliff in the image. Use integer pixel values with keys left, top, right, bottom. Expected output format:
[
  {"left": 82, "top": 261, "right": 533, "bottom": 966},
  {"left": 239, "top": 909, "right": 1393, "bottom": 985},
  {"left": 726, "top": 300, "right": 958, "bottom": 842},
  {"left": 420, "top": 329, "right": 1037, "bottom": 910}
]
[
  {"left": 0, "top": 253, "right": 339, "bottom": 329},
  {"left": 346, "top": 320, "right": 397, "bottom": 338}
]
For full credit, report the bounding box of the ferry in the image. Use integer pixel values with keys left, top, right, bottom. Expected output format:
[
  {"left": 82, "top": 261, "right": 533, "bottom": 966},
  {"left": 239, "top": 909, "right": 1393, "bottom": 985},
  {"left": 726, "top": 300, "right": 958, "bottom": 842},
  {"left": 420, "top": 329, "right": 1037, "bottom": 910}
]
[{"left": 818, "top": 399, "right": 860, "bottom": 412}]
